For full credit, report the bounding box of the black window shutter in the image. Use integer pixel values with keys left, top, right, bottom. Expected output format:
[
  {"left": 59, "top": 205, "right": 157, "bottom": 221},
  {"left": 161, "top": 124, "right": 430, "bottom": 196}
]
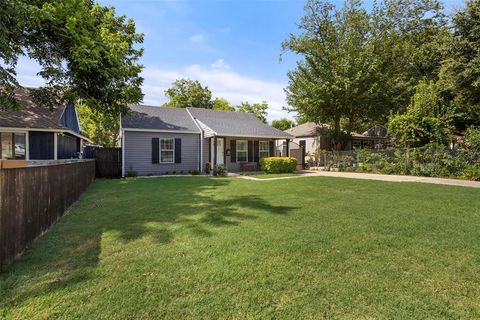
[
  {"left": 152, "top": 138, "right": 159, "bottom": 163},
  {"left": 175, "top": 138, "right": 182, "bottom": 163},
  {"left": 208, "top": 138, "right": 211, "bottom": 162},
  {"left": 254, "top": 141, "right": 259, "bottom": 162},
  {"left": 230, "top": 139, "right": 236, "bottom": 162},
  {"left": 248, "top": 140, "right": 254, "bottom": 162},
  {"left": 269, "top": 140, "right": 275, "bottom": 157}
]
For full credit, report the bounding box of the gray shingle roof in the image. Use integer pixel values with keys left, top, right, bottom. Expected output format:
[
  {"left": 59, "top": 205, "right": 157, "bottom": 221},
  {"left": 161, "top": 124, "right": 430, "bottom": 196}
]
[
  {"left": 285, "top": 122, "right": 330, "bottom": 137},
  {"left": 0, "top": 88, "right": 67, "bottom": 130},
  {"left": 122, "top": 105, "right": 200, "bottom": 133},
  {"left": 187, "top": 107, "right": 292, "bottom": 139}
]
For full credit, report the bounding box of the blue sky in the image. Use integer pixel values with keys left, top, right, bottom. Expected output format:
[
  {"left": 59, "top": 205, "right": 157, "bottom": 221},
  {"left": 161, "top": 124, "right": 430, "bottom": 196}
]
[{"left": 17, "top": 0, "right": 465, "bottom": 121}]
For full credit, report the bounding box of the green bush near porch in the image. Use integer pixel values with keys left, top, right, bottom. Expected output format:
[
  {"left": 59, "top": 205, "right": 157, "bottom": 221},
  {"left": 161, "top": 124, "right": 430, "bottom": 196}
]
[{"left": 260, "top": 157, "right": 297, "bottom": 173}]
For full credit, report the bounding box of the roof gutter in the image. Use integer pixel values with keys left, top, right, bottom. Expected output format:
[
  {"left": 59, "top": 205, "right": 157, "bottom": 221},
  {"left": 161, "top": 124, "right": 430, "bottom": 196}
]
[{"left": 0, "top": 126, "right": 92, "bottom": 143}]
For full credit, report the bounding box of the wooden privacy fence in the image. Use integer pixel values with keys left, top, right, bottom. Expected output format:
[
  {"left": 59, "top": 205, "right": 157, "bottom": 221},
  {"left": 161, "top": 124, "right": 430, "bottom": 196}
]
[
  {"left": 290, "top": 148, "right": 305, "bottom": 170},
  {"left": 0, "top": 160, "right": 95, "bottom": 269},
  {"left": 95, "top": 148, "right": 122, "bottom": 178}
]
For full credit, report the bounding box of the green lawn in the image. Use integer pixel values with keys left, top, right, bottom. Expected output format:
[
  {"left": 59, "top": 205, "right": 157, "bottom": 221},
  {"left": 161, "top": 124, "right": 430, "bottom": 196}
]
[
  {"left": 1, "top": 176, "right": 480, "bottom": 319},
  {"left": 242, "top": 172, "right": 299, "bottom": 179}
]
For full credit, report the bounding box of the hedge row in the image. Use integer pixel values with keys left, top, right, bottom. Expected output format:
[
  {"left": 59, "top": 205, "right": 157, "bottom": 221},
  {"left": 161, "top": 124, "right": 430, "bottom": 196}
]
[{"left": 260, "top": 157, "right": 297, "bottom": 173}]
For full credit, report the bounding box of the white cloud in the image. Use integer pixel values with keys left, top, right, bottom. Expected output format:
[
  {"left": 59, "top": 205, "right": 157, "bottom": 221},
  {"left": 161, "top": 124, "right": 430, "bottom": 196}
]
[
  {"left": 189, "top": 33, "right": 206, "bottom": 44},
  {"left": 210, "top": 59, "right": 230, "bottom": 70},
  {"left": 141, "top": 60, "right": 295, "bottom": 121},
  {"left": 12, "top": 57, "right": 296, "bottom": 121}
]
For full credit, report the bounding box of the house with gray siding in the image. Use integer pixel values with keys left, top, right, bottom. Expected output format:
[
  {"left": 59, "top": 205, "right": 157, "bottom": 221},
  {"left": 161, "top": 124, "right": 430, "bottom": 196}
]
[{"left": 121, "top": 105, "right": 293, "bottom": 176}]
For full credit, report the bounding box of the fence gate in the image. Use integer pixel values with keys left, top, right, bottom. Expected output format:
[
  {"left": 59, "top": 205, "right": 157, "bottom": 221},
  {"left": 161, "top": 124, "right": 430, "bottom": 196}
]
[
  {"left": 96, "top": 148, "right": 122, "bottom": 178},
  {"left": 289, "top": 148, "right": 305, "bottom": 170}
]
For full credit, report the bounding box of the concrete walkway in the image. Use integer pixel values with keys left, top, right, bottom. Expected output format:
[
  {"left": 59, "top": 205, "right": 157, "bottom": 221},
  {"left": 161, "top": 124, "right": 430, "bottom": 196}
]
[{"left": 238, "top": 170, "right": 480, "bottom": 188}]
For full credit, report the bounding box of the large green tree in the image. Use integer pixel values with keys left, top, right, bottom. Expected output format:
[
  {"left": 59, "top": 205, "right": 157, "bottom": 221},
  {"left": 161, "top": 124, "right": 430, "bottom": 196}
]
[
  {"left": 271, "top": 118, "right": 295, "bottom": 131},
  {"left": 438, "top": 0, "right": 480, "bottom": 129},
  {"left": 282, "top": 0, "right": 445, "bottom": 149},
  {"left": 237, "top": 101, "right": 268, "bottom": 123},
  {"left": 164, "top": 78, "right": 213, "bottom": 109},
  {"left": 1, "top": 0, "right": 144, "bottom": 114}
]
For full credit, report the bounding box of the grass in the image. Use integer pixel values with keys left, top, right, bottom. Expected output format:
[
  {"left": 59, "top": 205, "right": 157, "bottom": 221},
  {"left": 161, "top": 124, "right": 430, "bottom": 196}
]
[
  {"left": 242, "top": 172, "right": 298, "bottom": 179},
  {"left": 1, "top": 176, "right": 480, "bottom": 319}
]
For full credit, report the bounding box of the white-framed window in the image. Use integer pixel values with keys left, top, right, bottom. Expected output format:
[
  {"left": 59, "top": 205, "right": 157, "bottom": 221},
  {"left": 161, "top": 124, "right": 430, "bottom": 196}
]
[
  {"left": 1, "top": 132, "right": 26, "bottom": 160},
  {"left": 160, "top": 138, "right": 174, "bottom": 163},
  {"left": 236, "top": 140, "right": 248, "bottom": 162},
  {"left": 259, "top": 141, "right": 269, "bottom": 159}
]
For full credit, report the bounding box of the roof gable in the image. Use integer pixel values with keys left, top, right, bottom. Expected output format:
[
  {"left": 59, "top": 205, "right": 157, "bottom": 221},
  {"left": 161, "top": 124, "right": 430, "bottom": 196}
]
[
  {"left": 122, "top": 105, "right": 200, "bottom": 133},
  {"left": 0, "top": 88, "right": 67, "bottom": 130}
]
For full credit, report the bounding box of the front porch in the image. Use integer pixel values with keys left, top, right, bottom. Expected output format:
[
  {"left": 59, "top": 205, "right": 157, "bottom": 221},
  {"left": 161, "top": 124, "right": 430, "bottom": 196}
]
[{"left": 206, "top": 136, "right": 291, "bottom": 174}]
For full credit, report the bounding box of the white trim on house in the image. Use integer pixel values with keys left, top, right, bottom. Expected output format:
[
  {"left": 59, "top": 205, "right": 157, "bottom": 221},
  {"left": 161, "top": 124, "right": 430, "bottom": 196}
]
[
  {"left": 186, "top": 109, "right": 203, "bottom": 171},
  {"left": 259, "top": 140, "right": 269, "bottom": 159},
  {"left": 53, "top": 132, "right": 58, "bottom": 160},
  {"left": 159, "top": 137, "right": 175, "bottom": 164},
  {"left": 25, "top": 131, "right": 30, "bottom": 160},
  {"left": 121, "top": 129, "right": 125, "bottom": 177},
  {"left": 193, "top": 119, "right": 217, "bottom": 138},
  {"left": 236, "top": 140, "right": 248, "bottom": 162},
  {"left": 215, "top": 133, "right": 292, "bottom": 139},
  {"left": 122, "top": 127, "right": 201, "bottom": 134},
  {"left": 0, "top": 126, "right": 91, "bottom": 143}
]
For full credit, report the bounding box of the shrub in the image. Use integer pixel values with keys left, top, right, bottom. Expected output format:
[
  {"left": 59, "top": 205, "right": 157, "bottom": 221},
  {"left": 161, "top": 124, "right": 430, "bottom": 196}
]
[
  {"left": 260, "top": 157, "right": 297, "bottom": 173},
  {"left": 125, "top": 165, "right": 137, "bottom": 178},
  {"left": 213, "top": 164, "right": 227, "bottom": 177},
  {"left": 463, "top": 165, "right": 480, "bottom": 181},
  {"left": 191, "top": 169, "right": 200, "bottom": 175}
]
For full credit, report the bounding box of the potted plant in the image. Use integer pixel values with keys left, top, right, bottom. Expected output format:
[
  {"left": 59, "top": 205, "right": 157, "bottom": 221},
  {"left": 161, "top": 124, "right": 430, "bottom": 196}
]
[{"left": 205, "top": 162, "right": 212, "bottom": 174}]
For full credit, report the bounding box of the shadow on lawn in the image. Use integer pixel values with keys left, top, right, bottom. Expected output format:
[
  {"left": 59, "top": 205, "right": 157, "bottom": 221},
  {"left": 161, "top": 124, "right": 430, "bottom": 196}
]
[{"left": 0, "top": 177, "right": 296, "bottom": 310}]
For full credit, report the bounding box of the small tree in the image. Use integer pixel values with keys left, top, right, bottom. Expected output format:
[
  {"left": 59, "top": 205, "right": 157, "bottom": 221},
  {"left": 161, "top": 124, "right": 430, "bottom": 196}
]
[{"left": 388, "top": 80, "right": 453, "bottom": 147}]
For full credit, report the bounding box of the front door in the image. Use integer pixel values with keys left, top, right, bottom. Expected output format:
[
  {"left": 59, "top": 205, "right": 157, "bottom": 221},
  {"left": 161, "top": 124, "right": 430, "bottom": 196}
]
[{"left": 211, "top": 138, "right": 224, "bottom": 165}]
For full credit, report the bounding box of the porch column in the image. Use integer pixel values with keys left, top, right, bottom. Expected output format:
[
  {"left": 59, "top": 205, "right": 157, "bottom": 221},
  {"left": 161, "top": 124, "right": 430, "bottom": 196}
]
[
  {"left": 213, "top": 136, "right": 218, "bottom": 175},
  {"left": 285, "top": 139, "right": 290, "bottom": 157}
]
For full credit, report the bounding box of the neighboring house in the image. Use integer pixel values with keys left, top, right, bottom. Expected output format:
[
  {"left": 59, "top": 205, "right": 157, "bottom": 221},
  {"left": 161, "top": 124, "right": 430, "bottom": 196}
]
[
  {"left": 281, "top": 122, "right": 331, "bottom": 155},
  {"left": 121, "top": 105, "right": 293, "bottom": 176},
  {"left": 0, "top": 88, "right": 89, "bottom": 160},
  {"left": 280, "top": 122, "right": 389, "bottom": 155}
]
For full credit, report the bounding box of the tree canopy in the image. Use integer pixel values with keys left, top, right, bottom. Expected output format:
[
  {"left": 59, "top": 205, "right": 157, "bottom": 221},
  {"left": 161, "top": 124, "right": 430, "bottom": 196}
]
[
  {"left": 164, "top": 78, "right": 270, "bottom": 121},
  {"left": 1, "top": 0, "right": 144, "bottom": 115},
  {"left": 237, "top": 101, "right": 269, "bottom": 123},
  {"left": 271, "top": 118, "right": 295, "bottom": 131},
  {"left": 164, "top": 79, "right": 213, "bottom": 109},
  {"left": 212, "top": 98, "right": 235, "bottom": 111},
  {"left": 76, "top": 104, "right": 120, "bottom": 147},
  {"left": 282, "top": 0, "right": 447, "bottom": 149}
]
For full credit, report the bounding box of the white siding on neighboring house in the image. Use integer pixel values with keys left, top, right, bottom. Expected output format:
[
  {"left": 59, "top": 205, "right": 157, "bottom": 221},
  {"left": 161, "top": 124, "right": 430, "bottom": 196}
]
[{"left": 276, "top": 136, "right": 321, "bottom": 156}]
